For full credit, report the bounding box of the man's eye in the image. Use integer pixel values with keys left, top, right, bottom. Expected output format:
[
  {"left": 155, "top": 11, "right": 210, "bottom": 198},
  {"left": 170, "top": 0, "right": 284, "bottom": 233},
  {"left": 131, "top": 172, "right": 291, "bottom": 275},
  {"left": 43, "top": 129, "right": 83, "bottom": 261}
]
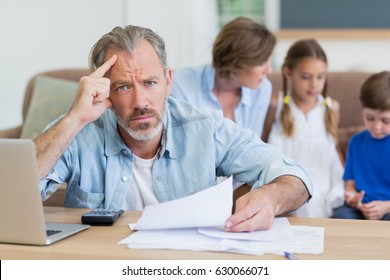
[
  {"left": 118, "top": 85, "right": 127, "bottom": 91},
  {"left": 145, "top": 81, "right": 156, "bottom": 87}
]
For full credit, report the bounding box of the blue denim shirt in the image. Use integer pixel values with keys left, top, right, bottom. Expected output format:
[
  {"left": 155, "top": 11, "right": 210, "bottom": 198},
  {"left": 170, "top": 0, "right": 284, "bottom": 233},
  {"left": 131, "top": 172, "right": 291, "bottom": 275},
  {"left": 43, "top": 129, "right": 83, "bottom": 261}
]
[
  {"left": 40, "top": 97, "right": 312, "bottom": 209},
  {"left": 171, "top": 64, "right": 272, "bottom": 136}
]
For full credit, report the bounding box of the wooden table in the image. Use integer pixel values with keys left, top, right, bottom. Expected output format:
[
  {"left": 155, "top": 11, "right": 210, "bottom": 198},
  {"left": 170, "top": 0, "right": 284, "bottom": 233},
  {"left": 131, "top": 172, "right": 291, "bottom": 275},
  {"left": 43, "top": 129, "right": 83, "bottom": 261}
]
[{"left": 1, "top": 207, "right": 390, "bottom": 260}]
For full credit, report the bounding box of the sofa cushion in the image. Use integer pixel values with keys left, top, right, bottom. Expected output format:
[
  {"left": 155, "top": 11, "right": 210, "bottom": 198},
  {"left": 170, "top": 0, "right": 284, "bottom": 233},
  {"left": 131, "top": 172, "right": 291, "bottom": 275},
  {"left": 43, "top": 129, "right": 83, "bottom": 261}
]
[{"left": 20, "top": 75, "right": 78, "bottom": 139}]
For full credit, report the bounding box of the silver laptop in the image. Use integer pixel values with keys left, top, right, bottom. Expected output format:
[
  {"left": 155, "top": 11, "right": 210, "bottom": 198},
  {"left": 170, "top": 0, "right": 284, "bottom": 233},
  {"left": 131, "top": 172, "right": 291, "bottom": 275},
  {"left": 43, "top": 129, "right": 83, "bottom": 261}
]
[{"left": 0, "top": 139, "right": 90, "bottom": 245}]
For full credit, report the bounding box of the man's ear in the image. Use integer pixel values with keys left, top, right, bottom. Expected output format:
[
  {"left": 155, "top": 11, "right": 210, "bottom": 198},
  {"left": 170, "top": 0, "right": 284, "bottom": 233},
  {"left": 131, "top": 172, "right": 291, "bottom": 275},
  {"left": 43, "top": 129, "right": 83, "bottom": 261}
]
[{"left": 165, "top": 67, "right": 173, "bottom": 96}]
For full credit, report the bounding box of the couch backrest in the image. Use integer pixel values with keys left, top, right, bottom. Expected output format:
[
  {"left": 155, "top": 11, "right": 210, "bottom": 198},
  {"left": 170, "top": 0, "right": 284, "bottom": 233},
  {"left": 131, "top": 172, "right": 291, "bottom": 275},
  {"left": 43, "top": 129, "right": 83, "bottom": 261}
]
[
  {"left": 26, "top": 69, "right": 371, "bottom": 130},
  {"left": 23, "top": 68, "right": 90, "bottom": 121}
]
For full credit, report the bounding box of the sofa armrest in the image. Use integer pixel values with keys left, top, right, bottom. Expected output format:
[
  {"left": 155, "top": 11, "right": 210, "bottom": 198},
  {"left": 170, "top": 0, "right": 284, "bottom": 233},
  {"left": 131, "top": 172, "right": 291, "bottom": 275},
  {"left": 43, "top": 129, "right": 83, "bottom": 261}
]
[{"left": 0, "top": 125, "right": 22, "bottom": 138}]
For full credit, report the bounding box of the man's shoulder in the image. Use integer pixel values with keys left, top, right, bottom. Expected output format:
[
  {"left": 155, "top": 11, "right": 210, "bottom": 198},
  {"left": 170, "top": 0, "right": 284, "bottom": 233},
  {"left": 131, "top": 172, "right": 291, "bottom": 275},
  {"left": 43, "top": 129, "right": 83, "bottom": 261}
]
[
  {"left": 173, "top": 64, "right": 210, "bottom": 77},
  {"left": 172, "top": 64, "right": 212, "bottom": 85},
  {"left": 167, "top": 97, "right": 222, "bottom": 124}
]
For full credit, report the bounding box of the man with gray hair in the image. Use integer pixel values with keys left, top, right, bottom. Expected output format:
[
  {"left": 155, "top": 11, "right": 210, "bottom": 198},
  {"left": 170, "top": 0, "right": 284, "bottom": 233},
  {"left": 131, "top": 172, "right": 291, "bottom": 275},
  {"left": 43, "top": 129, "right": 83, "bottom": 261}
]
[{"left": 35, "top": 25, "right": 312, "bottom": 232}]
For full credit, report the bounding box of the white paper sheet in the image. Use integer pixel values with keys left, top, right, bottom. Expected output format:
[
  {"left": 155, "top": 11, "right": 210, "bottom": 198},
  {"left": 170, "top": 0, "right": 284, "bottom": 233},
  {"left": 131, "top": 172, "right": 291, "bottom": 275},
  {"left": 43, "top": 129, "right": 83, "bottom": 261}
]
[
  {"left": 118, "top": 228, "right": 223, "bottom": 252},
  {"left": 118, "top": 175, "right": 324, "bottom": 256},
  {"left": 118, "top": 225, "right": 324, "bottom": 256},
  {"left": 133, "top": 176, "right": 233, "bottom": 230},
  {"left": 221, "top": 226, "right": 324, "bottom": 255},
  {"left": 198, "top": 217, "right": 293, "bottom": 242}
]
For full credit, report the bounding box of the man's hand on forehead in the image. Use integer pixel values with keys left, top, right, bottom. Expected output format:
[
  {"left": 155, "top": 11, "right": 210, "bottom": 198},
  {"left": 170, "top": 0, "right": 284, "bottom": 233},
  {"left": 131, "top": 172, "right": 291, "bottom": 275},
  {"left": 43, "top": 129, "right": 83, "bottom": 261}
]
[
  {"left": 90, "top": 55, "right": 117, "bottom": 78},
  {"left": 68, "top": 54, "right": 118, "bottom": 124}
]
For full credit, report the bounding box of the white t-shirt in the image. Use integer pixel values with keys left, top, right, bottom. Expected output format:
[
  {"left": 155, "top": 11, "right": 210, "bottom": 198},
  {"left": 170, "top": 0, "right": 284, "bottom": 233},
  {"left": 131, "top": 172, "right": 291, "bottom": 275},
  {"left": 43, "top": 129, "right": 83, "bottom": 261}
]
[{"left": 121, "top": 153, "right": 159, "bottom": 210}]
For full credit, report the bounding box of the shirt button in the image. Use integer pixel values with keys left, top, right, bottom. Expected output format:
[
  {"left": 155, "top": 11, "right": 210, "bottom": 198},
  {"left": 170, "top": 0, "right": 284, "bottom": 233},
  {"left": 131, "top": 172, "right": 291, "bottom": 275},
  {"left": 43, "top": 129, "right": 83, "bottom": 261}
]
[{"left": 121, "top": 176, "right": 128, "bottom": 182}]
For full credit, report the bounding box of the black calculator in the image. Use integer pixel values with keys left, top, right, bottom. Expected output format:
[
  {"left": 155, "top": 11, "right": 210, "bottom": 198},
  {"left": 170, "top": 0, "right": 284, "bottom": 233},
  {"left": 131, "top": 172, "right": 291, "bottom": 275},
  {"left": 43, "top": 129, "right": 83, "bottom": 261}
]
[{"left": 81, "top": 209, "right": 124, "bottom": 226}]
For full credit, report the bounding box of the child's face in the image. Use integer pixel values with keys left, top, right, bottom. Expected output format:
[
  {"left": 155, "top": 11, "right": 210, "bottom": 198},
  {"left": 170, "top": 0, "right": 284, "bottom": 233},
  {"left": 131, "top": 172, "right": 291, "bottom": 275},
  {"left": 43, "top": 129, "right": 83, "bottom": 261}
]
[
  {"left": 363, "top": 108, "right": 390, "bottom": 139},
  {"left": 284, "top": 57, "right": 327, "bottom": 103}
]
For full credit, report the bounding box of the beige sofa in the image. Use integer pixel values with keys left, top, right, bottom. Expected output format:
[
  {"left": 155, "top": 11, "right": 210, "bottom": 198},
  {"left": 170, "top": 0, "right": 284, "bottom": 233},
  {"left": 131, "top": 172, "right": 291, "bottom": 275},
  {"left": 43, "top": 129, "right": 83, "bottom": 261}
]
[
  {"left": 0, "top": 69, "right": 90, "bottom": 139},
  {"left": 0, "top": 69, "right": 372, "bottom": 206}
]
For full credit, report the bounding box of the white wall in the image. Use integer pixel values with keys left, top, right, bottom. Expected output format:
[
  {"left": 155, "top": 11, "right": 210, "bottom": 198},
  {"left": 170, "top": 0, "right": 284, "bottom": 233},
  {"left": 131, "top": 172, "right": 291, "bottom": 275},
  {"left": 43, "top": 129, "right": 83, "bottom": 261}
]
[
  {"left": 273, "top": 38, "right": 390, "bottom": 72},
  {"left": 0, "top": 0, "right": 123, "bottom": 130},
  {"left": 124, "top": 0, "right": 218, "bottom": 69},
  {"left": 0, "top": 0, "right": 218, "bottom": 130}
]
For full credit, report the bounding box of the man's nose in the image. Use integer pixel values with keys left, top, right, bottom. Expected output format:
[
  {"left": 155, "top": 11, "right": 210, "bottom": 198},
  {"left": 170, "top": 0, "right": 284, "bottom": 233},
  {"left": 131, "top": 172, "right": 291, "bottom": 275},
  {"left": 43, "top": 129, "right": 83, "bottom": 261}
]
[{"left": 131, "top": 86, "right": 148, "bottom": 109}]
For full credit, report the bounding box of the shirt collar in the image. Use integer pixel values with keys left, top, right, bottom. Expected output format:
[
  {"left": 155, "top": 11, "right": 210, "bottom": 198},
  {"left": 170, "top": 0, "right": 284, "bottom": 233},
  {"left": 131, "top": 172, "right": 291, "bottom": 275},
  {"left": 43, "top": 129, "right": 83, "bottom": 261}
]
[
  {"left": 103, "top": 110, "right": 127, "bottom": 156},
  {"left": 160, "top": 98, "right": 179, "bottom": 159}
]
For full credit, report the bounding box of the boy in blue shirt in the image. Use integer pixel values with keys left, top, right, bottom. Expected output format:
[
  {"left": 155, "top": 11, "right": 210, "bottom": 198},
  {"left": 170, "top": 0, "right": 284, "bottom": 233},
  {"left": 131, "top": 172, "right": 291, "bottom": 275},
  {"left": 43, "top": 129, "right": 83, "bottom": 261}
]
[{"left": 332, "top": 71, "right": 390, "bottom": 220}]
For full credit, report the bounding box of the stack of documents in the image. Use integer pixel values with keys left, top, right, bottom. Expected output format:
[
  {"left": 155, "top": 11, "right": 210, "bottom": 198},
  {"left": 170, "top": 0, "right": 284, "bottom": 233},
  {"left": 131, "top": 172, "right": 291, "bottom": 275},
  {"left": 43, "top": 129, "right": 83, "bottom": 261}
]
[{"left": 118, "top": 177, "right": 324, "bottom": 256}]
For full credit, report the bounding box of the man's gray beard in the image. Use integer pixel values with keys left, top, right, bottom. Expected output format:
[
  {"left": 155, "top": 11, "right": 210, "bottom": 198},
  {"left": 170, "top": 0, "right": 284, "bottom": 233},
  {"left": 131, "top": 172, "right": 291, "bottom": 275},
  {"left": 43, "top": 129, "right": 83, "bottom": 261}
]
[{"left": 115, "top": 113, "right": 164, "bottom": 142}]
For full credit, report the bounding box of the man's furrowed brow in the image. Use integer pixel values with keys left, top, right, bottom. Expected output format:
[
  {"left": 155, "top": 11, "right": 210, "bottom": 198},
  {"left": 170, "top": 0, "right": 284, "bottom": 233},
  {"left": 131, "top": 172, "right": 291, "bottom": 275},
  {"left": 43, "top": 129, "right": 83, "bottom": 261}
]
[
  {"left": 143, "top": 75, "right": 160, "bottom": 81},
  {"left": 111, "top": 80, "right": 132, "bottom": 88}
]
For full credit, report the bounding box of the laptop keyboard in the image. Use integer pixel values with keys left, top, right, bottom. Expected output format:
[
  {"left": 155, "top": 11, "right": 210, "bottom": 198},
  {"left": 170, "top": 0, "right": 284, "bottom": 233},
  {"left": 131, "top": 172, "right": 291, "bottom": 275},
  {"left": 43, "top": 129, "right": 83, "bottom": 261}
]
[{"left": 46, "top": 230, "right": 62, "bottom": 236}]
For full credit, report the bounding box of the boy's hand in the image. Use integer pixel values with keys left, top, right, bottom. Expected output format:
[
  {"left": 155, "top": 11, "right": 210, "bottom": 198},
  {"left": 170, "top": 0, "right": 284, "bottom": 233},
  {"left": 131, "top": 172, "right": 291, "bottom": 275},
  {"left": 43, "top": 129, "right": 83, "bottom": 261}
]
[
  {"left": 345, "top": 190, "right": 365, "bottom": 209},
  {"left": 360, "top": 201, "right": 390, "bottom": 220}
]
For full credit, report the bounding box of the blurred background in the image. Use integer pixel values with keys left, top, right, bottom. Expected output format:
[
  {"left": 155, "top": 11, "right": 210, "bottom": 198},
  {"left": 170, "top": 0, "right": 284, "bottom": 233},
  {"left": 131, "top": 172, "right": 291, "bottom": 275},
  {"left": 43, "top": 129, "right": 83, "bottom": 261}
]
[{"left": 1, "top": 0, "right": 389, "bottom": 130}]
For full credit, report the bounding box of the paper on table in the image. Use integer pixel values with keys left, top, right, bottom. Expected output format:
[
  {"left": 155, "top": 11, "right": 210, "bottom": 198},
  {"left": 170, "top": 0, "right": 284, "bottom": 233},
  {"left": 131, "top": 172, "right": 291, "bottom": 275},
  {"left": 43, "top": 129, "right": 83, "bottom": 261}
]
[
  {"left": 133, "top": 176, "right": 233, "bottom": 230},
  {"left": 198, "top": 217, "right": 293, "bottom": 242},
  {"left": 118, "top": 228, "right": 224, "bottom": 252},
  {"left": 118, "top": 225, "right": 324, "bottom": 256},
  {"left": 221, "top": 226, "right": 324, "bottom": 255},
  {"left": 126, "top": 217, "right": 291, "bottom": 243},
  {"left": 119, "top": 175, "right": 324, "bottom": 256}
]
